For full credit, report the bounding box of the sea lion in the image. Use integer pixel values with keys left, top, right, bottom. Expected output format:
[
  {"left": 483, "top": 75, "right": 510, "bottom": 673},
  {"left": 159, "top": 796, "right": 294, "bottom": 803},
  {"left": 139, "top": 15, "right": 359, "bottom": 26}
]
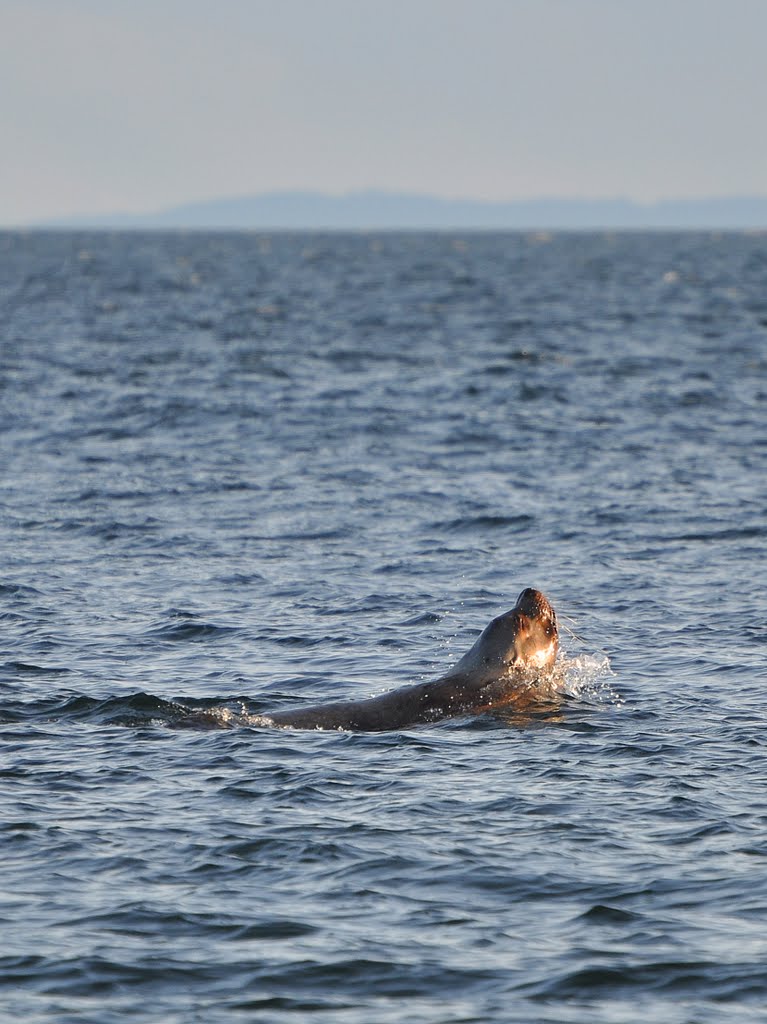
[{"left": 263, "top": 588, "right": 558, "bottom": 731}]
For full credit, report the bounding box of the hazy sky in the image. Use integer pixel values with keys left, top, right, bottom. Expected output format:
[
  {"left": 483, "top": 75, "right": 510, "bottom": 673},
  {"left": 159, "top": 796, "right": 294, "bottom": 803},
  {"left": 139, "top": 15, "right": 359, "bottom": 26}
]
[{"left": 2, "top": 0, "right": 766, "bottom": 224}]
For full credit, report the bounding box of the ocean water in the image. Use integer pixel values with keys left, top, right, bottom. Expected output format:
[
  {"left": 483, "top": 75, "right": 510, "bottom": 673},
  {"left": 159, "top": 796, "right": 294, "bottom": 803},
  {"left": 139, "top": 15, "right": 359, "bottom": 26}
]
[{"left": 1, "top": 229, "right": 766, "bottom": 1023}]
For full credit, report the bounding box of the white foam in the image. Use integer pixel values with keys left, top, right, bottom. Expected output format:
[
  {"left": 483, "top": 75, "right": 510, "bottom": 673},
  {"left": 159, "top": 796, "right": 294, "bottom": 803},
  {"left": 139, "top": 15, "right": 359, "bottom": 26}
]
[{"left": 558, "top": 653, "right": 621, "bottom": 704}]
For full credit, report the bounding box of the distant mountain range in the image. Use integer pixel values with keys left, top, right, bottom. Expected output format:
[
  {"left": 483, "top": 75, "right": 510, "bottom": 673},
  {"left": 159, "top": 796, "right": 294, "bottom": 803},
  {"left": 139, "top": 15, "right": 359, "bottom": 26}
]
[{"left": 36, "top": 190, "right": 767, "bottom": 230}]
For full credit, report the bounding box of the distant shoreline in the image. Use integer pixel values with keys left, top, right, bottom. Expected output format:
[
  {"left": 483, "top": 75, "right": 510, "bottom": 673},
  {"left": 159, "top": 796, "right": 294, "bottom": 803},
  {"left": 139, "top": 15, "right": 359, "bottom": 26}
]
[{"left": 17, "top": 190, "right": 767, "bottom": 232}]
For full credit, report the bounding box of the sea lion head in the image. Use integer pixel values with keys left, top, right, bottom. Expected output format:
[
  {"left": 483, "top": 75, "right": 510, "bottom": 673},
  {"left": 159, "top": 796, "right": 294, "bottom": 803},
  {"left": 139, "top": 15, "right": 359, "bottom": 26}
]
[
  {"left": 456, "top": 588, "right": 558, "bottom": 678},
  {"left": 509, "top": 587, "right": 558, "bottom": 671}
]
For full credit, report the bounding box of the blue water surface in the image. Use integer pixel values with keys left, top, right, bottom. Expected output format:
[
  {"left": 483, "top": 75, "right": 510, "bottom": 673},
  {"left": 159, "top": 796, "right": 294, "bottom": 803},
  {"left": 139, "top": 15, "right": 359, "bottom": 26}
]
[{"left": 1, "top": 230, "right": 766, "bottom": 1023}]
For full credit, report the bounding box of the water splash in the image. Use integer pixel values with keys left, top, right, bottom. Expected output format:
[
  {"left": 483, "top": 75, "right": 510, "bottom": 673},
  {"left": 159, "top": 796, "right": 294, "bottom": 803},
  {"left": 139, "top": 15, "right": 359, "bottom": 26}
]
[{"left": 558, "top": 652, "right": 621, "bottom": 705}]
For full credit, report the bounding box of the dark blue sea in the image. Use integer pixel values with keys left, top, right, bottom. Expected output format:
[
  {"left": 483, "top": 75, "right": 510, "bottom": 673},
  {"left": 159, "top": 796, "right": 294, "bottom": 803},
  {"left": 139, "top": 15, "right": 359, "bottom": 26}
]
[{"left": 1, "top": 230, "right": 766, "bottom": 1023}]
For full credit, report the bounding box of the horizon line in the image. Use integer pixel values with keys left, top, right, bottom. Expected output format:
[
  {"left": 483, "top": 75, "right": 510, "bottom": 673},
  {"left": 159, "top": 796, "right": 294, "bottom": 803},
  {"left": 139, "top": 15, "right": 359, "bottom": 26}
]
[{"left": 8, "top": 189, "right": 767, "bottom": 232}]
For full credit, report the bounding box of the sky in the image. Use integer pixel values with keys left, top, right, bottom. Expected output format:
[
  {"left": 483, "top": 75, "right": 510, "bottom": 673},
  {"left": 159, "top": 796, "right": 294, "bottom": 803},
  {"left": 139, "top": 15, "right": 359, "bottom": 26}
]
[{"left": 2, "top": 0, "right": 766, "bottom": 225}]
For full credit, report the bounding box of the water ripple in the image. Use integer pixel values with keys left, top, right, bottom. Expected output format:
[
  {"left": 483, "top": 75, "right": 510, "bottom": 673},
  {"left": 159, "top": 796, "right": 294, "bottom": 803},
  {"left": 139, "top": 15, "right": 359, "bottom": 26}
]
[{"left": 2, "top": 230, "right": 766, "bottom": 1024}]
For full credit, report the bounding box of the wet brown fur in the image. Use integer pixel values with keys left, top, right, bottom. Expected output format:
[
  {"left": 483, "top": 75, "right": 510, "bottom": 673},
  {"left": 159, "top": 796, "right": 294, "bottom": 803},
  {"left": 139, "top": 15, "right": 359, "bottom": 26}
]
[{"left": 265, "top": 588, "right": 558, "bottom": 731}]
